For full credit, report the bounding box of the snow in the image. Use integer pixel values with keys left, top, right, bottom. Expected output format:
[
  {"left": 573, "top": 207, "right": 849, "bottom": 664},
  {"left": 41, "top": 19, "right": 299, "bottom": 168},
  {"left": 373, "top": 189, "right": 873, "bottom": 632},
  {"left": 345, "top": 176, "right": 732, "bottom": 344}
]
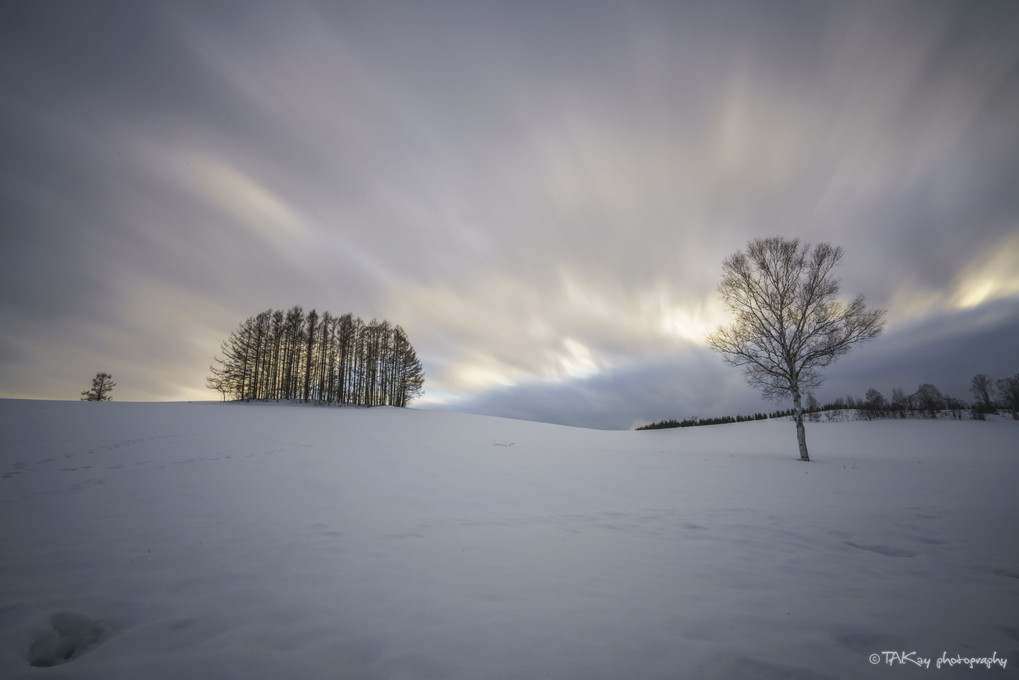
[{"left": 0, "top": 400, "right": 1017, "bottom": 679}]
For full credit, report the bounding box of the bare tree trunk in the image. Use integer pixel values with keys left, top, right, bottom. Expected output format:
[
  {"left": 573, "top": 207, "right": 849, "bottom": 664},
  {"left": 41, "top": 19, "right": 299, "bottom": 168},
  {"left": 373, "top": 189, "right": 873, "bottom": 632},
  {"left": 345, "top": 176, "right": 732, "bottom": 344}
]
[{"left": 791, "top": 387, "right": 810, "bottom": 462}]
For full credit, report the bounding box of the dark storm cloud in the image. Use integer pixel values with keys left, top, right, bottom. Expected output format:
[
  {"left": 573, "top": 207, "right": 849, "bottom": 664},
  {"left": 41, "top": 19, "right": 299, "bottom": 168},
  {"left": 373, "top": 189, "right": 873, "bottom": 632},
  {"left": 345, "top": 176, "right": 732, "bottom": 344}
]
[
  {"left": 445, "top": 298, "right": 1019, "bottom": 430},
  {"left": 433, "top": 345, "right": 762, "bottom": 431},
  {"left": 1, "top": 1, "right": 1017, "bottom": 423},
  {"left": 824, "top": 297, "right": 1019, "bottom": 402}
]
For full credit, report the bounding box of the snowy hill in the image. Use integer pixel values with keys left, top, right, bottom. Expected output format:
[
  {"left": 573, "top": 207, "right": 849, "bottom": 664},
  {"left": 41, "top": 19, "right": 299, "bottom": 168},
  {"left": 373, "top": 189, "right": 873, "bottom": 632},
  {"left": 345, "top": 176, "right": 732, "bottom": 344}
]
[{"left": 1, "top": 400, "right": 1016, "bottom": 679}]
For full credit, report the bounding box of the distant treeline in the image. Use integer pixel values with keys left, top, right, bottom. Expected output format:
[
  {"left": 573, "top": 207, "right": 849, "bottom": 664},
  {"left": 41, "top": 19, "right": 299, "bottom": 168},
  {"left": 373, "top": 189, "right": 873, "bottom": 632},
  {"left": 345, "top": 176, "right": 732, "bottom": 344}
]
[
  {"left": 822, "top": 373, "right": 1019, "bottom": 421},
  {"left": 637, "top": 410, "right": 796, "bottom": 430},
  {"left": 207, "top": 307, "right": 424, "bottom": 407},
  {"left": 638, "top": 372, "right": 1019, "bottom": 430}
]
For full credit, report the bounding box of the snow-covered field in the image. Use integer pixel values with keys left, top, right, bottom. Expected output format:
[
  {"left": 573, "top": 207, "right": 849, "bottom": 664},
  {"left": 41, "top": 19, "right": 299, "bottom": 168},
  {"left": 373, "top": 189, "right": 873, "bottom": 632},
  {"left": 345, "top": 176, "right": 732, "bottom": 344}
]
[{"left": 0, "top": 400, "right": 1016, "bottom": 679}]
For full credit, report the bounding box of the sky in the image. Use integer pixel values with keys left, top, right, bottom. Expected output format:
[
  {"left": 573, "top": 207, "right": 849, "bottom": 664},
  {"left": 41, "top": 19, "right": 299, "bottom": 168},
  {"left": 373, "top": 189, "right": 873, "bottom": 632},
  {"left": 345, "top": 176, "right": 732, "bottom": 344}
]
[{"left": 2, "top": 0, "right": 1018, "bottom": 429}]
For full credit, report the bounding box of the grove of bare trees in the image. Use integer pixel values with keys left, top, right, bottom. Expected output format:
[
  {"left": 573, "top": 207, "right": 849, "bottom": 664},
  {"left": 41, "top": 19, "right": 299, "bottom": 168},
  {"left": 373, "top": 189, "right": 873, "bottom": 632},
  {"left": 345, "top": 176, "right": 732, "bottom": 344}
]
[{"left": 207, "top": 307, "right": 424, "bottom": 407}]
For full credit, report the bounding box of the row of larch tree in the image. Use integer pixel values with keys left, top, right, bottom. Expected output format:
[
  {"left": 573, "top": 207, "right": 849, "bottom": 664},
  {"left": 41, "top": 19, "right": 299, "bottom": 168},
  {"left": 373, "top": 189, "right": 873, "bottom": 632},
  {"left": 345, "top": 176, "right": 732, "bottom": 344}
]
[{"left": 206, "top": 307, "right": 424, "bottom": 407}]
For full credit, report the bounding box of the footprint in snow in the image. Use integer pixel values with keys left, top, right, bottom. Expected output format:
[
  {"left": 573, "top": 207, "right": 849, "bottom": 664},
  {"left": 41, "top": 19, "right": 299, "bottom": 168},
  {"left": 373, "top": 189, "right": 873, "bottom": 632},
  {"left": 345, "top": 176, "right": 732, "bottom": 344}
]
[
  {"left": 846, "top": 541, "right": 916, "bottom": 558},
  {"left": 27, "top": 611, "right": 107, "bottom": 668}
]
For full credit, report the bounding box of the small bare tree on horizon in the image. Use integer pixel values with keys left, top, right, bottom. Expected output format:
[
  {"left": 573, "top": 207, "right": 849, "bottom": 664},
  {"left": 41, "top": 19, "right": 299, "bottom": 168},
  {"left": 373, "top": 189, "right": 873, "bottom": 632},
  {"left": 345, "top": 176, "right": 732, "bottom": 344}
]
[
  {"left": 81, "top": 371, "right": 116, "bottom": 401},
  {"left": 707, "top": 237, "right": 885, "bottom": 461}
]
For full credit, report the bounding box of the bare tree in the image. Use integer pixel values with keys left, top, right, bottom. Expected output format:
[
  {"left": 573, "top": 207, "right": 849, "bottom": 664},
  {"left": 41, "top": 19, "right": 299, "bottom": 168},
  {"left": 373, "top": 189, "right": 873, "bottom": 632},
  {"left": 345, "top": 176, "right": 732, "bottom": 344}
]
[
  {"left": 206, "top": 372, "right": 229, "bottom": 401},
  {"left": 392, "top": 325, "right": 425, "bottom": 407},
  {"left": 996, "top": 374, "right": 1019, "bottom": 419},
  {"left": 863, "top": 387, "right": 886, "bottom": 419},
  {"left": 80, "top": 372, "right": 116, "bottom": 401},
  {"left": 944, "top": 394, "right": 966, "bottom": 420},
  {"left": 969, "top": 374, "right": 996, "bottom": 415},
  {"left": 303, "top": 309, "right": 318, "bottom": 403},
  {"left": 890, "top": 387, "right": 911, "bottom": 417},
  {"left": 707, "top": 237, "right": 885, "bottom": 461},
  {"left": 806, "top": 392, "right": 820, "bottom": 422},
  {"left": 913, "top": 383, "right": 945, "bottom": 418}
]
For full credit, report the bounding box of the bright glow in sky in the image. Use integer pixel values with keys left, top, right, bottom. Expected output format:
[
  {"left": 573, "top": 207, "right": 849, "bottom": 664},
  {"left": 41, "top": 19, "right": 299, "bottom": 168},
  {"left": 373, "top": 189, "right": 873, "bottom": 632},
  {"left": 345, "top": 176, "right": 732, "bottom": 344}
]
[{"left": 1, "top": 1, "right": 1017, "bottom": 427}]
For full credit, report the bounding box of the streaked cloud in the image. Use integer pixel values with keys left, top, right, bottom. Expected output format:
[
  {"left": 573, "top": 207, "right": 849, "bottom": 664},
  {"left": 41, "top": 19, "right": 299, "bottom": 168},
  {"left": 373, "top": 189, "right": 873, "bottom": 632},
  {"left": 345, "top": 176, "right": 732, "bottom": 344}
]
[
  {"left": 182, "top": 153, "right": 307, "bottom": 244},
  {"left": 1, "top": 1, "right": 1016, "bottom": 426}
]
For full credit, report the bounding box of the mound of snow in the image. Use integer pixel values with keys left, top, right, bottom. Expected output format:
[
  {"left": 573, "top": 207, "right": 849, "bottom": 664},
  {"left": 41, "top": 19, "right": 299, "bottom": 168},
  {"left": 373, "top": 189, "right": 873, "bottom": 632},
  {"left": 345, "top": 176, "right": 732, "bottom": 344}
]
[{"left": 0, "top": 400, "right": 1016, "bottom": 678}]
